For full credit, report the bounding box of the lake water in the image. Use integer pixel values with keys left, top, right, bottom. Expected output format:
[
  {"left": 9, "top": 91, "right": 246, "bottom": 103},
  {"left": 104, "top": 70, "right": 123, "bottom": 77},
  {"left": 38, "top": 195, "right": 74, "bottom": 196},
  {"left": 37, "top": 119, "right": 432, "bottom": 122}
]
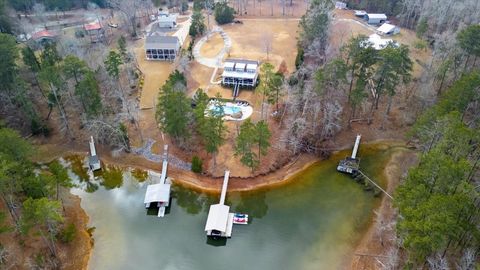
[{"left": 68, "top": 145, "right": 395, "bottom": 270}]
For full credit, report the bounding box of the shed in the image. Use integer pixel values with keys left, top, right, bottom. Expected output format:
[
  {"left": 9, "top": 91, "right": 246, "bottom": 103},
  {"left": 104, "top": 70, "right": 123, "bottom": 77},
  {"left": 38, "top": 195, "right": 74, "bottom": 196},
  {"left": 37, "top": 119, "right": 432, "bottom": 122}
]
[
  {"left": 205, "top": 204, "right": 230, "bottom": 233},
  {"left": 145, "top": 35, "right": 180, "bottom": 61},
  {"left": 376, "top": 23, "right": 400, "bottom": 36},
  {"left": 84, "top": 21, "right": 105, "bottom": 43},
  {"left": 335, "top": 1, "right": 347, "bottom": 9},
  {"left": 364, "top": 13, "right": 387, "bottom": 25}
]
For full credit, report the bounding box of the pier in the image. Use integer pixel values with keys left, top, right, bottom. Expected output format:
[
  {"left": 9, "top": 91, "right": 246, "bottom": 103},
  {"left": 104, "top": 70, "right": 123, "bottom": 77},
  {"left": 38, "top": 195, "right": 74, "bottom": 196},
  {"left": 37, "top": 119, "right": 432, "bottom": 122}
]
[
  {"left": 205, "top": 171, "right": 235, "bottom": 238},
  {"left": 337, "top": 135, "right": 361, "bottom": 174},
  {"left": 144, "top": 145, "right": 172, "bottom": 217},
  {"left": 88, "top": 136, "right": 101, "bottom": 171}
]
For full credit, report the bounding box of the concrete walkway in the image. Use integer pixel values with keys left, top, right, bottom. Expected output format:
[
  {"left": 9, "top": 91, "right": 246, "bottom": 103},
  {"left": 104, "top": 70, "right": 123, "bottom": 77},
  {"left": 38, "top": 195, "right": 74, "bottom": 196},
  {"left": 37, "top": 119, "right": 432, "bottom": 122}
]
[
  {"left": 132, "top": 138, "right": 191, "bottom": 170},
  {"left": 193, "top": 26, "right": 232, "bottom": 68}
]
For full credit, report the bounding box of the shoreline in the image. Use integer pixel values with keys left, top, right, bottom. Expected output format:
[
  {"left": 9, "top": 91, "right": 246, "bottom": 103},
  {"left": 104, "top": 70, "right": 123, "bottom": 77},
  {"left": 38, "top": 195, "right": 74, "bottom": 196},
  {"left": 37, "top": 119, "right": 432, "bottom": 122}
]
[
  {"left": 33, "top": 139, "right": 407, "bottom": 194},
  {"left": 348, "top": 148, "right": 419, "bottom": 269}
]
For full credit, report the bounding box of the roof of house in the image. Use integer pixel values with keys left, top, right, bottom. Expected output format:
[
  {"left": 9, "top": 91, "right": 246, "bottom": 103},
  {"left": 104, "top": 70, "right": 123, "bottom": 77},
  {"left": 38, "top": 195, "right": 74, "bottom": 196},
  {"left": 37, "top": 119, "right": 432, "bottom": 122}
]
[
  {"left": 222, "top": 70, "right": 258, "bottom": 80},
  {"left": 246, "top": 63, "right": 258, "bottom": 70},
  {"left": 225, "top": 58, "right": 259, "bottom": 66},
  {"left": 235, "top": 63, "right": 246, "bottom": 70},
  {"left": 366, "top": 13, "right": 388, "bottom": 20},
  {"left": 158, "top": 13, "right": 177, "bottom": 23},
  {"left": 377, "top": 23, "right": 398, "bottom": 33},
  {"left": 144, "top": 183, "right": 171, "bottom": 204},
  {"left": 145, "top": 35, "right": 179, "bottom": 49},
  {"left": 204, "top": 204, "right": 230, "bottom": 232},
  {"left": 31, "top": 30, "right": 56, "bottom": 40},
  {"left": 224, "top": 62, "right": 235, "bottom": 68},
  {"left": 84, "top": 22, "right": 102, "bottom": 31}
]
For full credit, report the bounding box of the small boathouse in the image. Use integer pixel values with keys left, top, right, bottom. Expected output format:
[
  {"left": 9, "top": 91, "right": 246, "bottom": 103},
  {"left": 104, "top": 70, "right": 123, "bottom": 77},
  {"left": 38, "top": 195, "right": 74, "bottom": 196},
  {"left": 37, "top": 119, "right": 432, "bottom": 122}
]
[
  {"left": 144, "top": 145, "right": 172, "bottom": 217},
  {"left": 337, "top": 135, "right": 361, "bottom": 174},
  {"left": 205, "top": 171, "right": 235, "bottom": 238},
  {"left": 88, "top": 136, "right": 101, "bottom": 171}
]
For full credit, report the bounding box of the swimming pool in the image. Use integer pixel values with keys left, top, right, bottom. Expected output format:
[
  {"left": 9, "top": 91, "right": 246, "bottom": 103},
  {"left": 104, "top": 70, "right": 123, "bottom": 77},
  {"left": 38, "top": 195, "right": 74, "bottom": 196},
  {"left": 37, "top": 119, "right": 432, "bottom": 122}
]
[
  {"left": 206, "top": 100, "right": 253, "bottom": 121},
  {"left": 212, "top": 105, "right": 241, "bottom": 115}
]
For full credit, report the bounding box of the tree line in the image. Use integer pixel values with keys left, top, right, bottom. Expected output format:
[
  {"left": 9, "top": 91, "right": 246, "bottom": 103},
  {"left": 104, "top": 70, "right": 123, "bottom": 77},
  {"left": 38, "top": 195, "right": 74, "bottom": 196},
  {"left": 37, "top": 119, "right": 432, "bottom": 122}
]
[
  {"left": 0, "top": 125, "right": 76, "bottom": 268},
  {"left": 394, "top": 71, "right": 480, "bottom": 268}
]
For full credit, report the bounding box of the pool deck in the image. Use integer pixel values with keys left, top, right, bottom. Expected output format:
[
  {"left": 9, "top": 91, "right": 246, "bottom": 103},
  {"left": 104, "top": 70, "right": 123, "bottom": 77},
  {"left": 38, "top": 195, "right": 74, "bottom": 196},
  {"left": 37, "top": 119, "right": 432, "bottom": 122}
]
[{"left": 207, "top": 100, "right": 253, "bottom": 121}]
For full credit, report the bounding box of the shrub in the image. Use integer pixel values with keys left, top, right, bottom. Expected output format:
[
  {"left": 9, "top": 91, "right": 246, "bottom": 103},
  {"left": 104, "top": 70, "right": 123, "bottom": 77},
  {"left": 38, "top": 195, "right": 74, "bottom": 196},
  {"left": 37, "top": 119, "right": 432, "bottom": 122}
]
[
  {"left": 191, "top": 156, "right": 203, "bottom": 173},
  {"left": 214, "top": 2, "right": 234, "bottom": 25},
  {"left": 58, "top": 223, "right": 76, "bottom": 243},
  {"left": 295, "top": 47, "right": 304, "bottom": 69}
]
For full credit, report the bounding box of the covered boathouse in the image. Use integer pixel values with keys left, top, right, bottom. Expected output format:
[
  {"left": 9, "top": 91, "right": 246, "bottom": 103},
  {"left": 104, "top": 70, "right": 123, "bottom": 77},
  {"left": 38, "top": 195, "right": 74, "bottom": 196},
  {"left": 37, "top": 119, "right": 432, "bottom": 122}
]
[{"left": 205, "top": 171, "right": 234, "bottom": 238}]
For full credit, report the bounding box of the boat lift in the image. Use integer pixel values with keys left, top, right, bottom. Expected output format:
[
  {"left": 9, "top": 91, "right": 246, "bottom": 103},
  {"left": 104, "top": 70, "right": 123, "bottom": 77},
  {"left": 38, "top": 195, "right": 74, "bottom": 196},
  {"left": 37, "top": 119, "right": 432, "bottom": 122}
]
[
  {"left": 88, "top": 136, "right": 101, "bottom": 171},
  {"left": 337, "top": 135, "right": 393, "bottom": 200},
  {"left": 205, "top": 171, "right": 234, "bottom": 238},
  {"left": 143, "top": 145, "right": 172, "bottom": 217},
  {"left": 337, "top": 135, "right": 361, "bottom": 174}
]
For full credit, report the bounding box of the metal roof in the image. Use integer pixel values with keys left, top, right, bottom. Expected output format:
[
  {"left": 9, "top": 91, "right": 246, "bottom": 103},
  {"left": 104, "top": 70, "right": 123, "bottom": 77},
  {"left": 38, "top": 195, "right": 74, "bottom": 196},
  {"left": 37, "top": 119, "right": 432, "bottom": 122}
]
[
  {"left": 31, "top": 30, "right": 56, "bottom": 40},
  {"left": 366, "top": 13, "right": 387, "bottom": 20},
  {"left": 145, "top": 35, "right": 179, "bottom": 49},
  {"left": 205, "top": 204, "right": 230, "bottom": 232},
  {"left": 225, "top": 58, "right": 259, "bottom": 66},
  {"left": 144, "top": 183, "right": 171, "bottom": 204},
  {"left": 377, "top": 23, "right": 397, "bottom": 33},
  {"left": 235, "top": 63, "right": 246, "bottom": 69},
  {"left": 246, "top": 63, "right": 258, "bottom": 70},
  {"left": 224, "top": 62, "right": 235, "bottom": 68},
  {"left": 84, "top": 21, "right": 102, "bottom": 31}
]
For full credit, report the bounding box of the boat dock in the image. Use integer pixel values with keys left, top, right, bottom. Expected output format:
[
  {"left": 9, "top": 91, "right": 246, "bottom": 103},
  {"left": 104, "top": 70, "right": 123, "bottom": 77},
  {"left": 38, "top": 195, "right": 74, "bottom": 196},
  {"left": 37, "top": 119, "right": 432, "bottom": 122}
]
[
  {"left": 205, "top": 170, "right": 235, "bottom": 238},
  {"left": 144, "top": 145, "right": 171, "bottom": 217},
  {"left": 337, "top": 135, "right": 361, "bottom": 174},
  {"left": 88, "top": 136, "right": 101, "bottom": 171}
]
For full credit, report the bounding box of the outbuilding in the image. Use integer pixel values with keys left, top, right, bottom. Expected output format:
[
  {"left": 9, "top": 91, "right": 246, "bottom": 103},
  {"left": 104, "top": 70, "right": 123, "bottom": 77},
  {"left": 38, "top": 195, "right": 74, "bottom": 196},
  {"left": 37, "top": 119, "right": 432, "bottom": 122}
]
[
  {"left": 364, "top": 13, "right": 387, "bottom": 25},
  {"left": 157, "top": 11, "right": 177, "bottom": 28},
  {"left": 84, "top": 21, "right": 105, "bottom": 43},
  {"left": 376, "top": 23, "right": 400, "bottom": 36},
  {"left": 145, "top": 34, "right": 180, "bottom": 61},
  {"left": 335, "top": 1, "right": 347, "bottom": 9}
]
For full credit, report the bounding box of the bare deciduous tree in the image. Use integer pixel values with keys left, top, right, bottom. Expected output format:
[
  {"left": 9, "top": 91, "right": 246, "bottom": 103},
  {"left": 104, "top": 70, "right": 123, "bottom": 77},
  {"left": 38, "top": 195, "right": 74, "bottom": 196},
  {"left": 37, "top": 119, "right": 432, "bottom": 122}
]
[{"left": 262, "top": 31, "right": 273, "bottom": 60}]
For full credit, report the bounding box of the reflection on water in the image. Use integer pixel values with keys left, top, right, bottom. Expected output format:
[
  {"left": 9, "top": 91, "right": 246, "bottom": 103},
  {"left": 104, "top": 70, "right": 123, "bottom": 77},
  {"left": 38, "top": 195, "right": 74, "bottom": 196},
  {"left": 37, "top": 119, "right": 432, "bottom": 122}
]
[{"left": 68, "top": 144, "right": 397, "bottom": 270}]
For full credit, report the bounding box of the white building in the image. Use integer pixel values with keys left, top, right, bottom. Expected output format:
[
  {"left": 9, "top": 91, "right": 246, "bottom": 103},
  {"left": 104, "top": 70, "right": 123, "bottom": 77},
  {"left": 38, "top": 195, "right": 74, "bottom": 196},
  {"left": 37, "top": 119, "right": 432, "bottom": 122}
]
[
  {"left": 145, "top": 34, "right": 180, "bottom": 61},
  {"left": 376, "top": 23, "right": 400, "bottom": 36},
  {"left": 364, "top": 13, "right": 387, "bottom": 25},
  {"left": 221, "top": 59, "right": 259, "bottom": 88},
  {"left": 157, "top": 11, "right": 177, "bottom": 28},
  {"left": 354, "top": 10, "right": 367, "bottom": 17},
  {"left": 335, "top": 1, "right": 347, "bottom": 9},
  {"left": 367, "top": 34, "right": 397, "bottom": 50}
]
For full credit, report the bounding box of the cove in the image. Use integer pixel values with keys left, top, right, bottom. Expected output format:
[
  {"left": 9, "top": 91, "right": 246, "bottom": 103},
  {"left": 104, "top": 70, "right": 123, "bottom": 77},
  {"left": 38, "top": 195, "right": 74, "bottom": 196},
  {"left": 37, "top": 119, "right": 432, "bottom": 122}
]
[{"left": 68, "top": 144, "right": 396, "bottom": 270}]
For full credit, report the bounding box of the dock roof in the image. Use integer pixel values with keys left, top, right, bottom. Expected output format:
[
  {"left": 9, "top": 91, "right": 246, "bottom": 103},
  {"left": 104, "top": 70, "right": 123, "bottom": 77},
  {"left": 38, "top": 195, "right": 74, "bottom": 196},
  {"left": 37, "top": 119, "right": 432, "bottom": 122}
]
[
  {"left": 205, "top": 204, "right": 230, "bottom": 232},
  {"left": 144, "top": 183, "right": 171, "bottom": 204}
]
